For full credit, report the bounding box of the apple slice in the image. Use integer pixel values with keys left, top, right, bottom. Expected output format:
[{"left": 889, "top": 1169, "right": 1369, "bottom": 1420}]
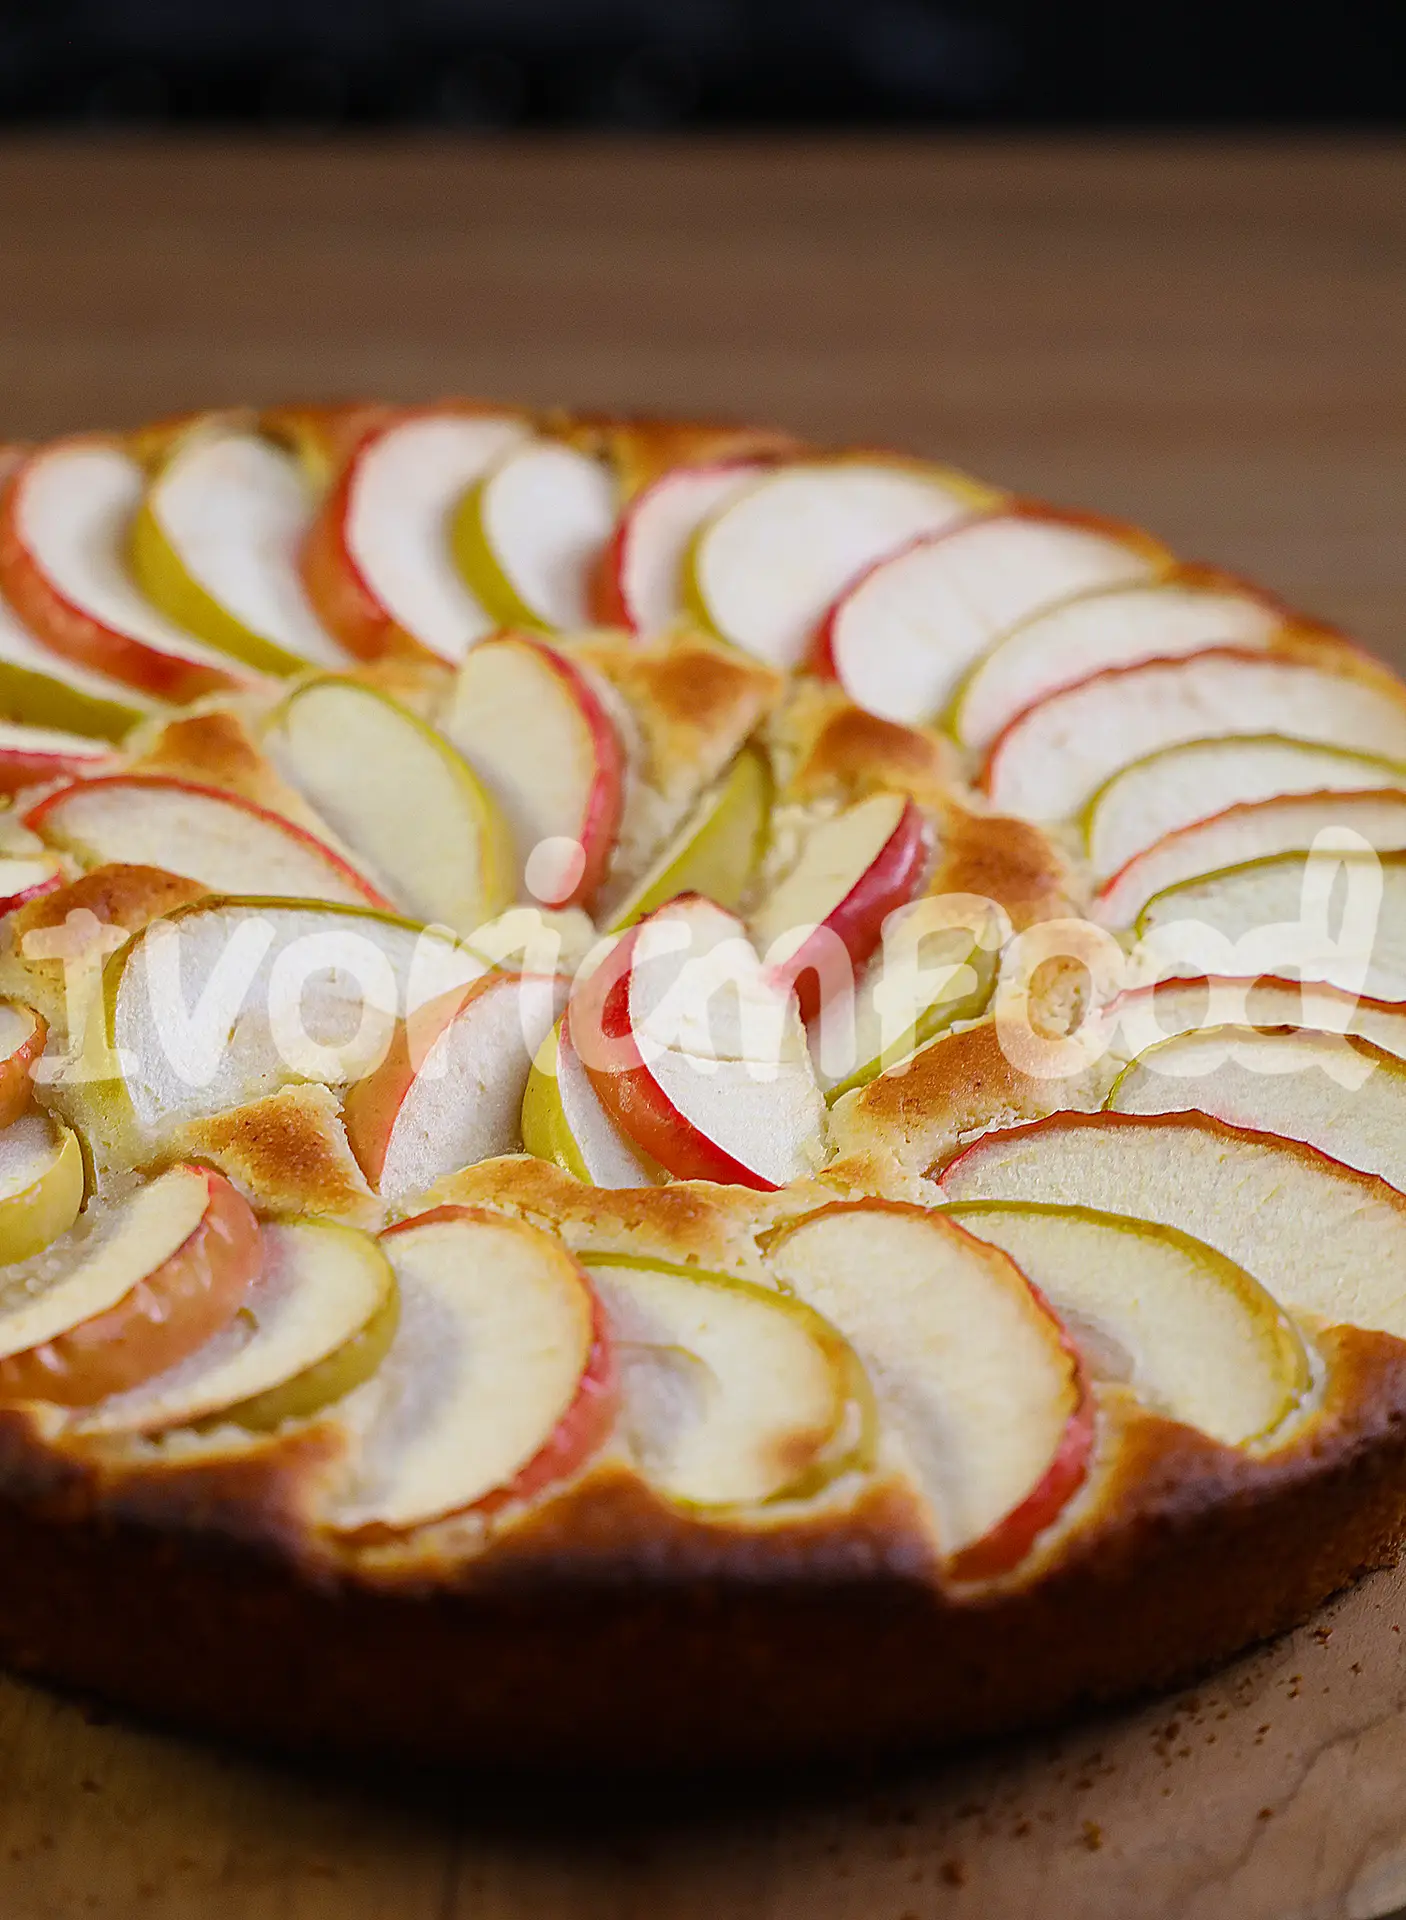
[
  {"left": 0, "top": 1001, "right": 45, "bottom": 1129},
  {"left": 686, "top": 460, "right": 996, "bottom": 671},
  {"left": 750, "top": 792, "right": 928, "bottom": 1021},
  {"left": 0, "top": 1114, "right": 84, "bottom": 1264},
  {"left": 27, "top": 774, "right": 392, "bottom": 909},
  {"left": 343, "top": 968, "right": 568, "bottom": 1202},
  {"left": 0, "top": 855, "right": 64, "bottom": 916},
  {"left": 983, "top": 650, "right": 1406, "bottom": 821},
  {"left": 452, "top": 438, "right": 617, "bottom": 632},
  {"left": 1086, "top": 735, "right": 1406, "bottom": 883},
  {"left": 572, "top": 897, "right": 827, "bottom": 1190},
  {"left": 941, "top": 1110, "right": 1406, "bottom": 1337},
  {"left": 440, "top": 633, "right": 625, "bottom": 909},
  {"left": 0, "top": 1164, "right": 259, "bottom": 1405},
  {"left": 1108, "top": 1024, "right": 1406, "bottom": 1194},
  {"left": 1095, "top": 789, "right": 1406, "bottom": 927},
  {"left": 943, "top": 1201, "right": 1309, "bottom": 1446},
  {"left": 265, "top": 674, "right": 512, "bottom": 933},
  {"left": 79, "top": 1219, "right": 397, "bottom": 1434},
  {"left": 812, "top": 893, "right": 1002, "bottom": 1098},
  {"left": 606, "top": 747, "right": 769, "bottom": 932},
  {"left": 591, "top": 461, "right": 765, "bottom": 636},
  {"left": 584, "top": 1253, "right": 868, "bottom": 1507},
  {"left": 0, "top": 719, "right": 115, "bottom": 795},
  {"left": 816, "top": 507, "right": 1168, "bottom": 725},
  {"left": 131, "top": 422, "right": 349, "bottom": 675},
  {"left": 951, "top": 570, "right": 1291, "bottom": 751},
  {"left": 0, "top": 582, "right": 154, "bottom": 739},
  {"left": 1136, "top": 850, "right": 1406, "bottom": 1000},
  {"left": 764, "top": 1200, "right": 1091, "bottom": 1578},
  {"left": 101, "top": 899, "right": 489, "bottom": 1139},
  {"left": 0, "top": 438, "right": 267, "bottom": 701},
  {"left": 300, "top": 408, "right": 531, "bottom": 662},
  {"left": 520, "top": 1013, "right": 656, "bottom": 1187},
  {"left": 332, "top": 1206, "right": 615, "bottom": 1532},
  {"left": 1106, "top": 976, "right": 1406, "bottom": 1067}
]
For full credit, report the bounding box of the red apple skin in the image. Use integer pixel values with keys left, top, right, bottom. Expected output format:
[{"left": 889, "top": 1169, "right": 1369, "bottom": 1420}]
[
  {"left": 0, "top": 865, "right": 63, "bottom": 920},
  {"left": 495, "top": 635, "right": 626, "bottom": 910},
  {"left": 298, "top": 405, "right": 521, "bottom": 669},
  {"left": 342, "top": 981, "right": 475, "bottom": 1190},
  {"left": 770, "top": 1197, "right": 1093, "bottom": 1581},
  {"left": 379, "top": 1203, "right": 619, "bottom": 1511},
  {"left": 773, "top": 796, "right": 929, "bottom": 1024},
  {"left": 24, "top": 773, "right": 395, "bottom": 912},
  {"left": 0, "top": 440, "right": 251, "bottom": 705},
  {"left": 587, "top": 516, "right": 632, "bottom": 628},
  {"left": 0, "top": 1167, "right": 262, "bottom": 1407},
  {"left": 571, "top": 914, "right": 784, "bottom": 1190},
  {"left": 342, "top": 970, "right": 569, "bottom": 1189},
  {"left": 0, "top": 747, "right": 111, "bottom": 799},
  {"left": 585, "top": 460, "right": 758, "bottom": 634},
  {"left": 298, "top": 428, "right": 425, "bottom": 665},
  {"left": 0, "top": 1004, "right": 46, "bottom": 1131},
  {"left": 1102, "top": 971, "right": 1380, "bottom": 1038},
  {"left": 807, "top": 497, "right": 1173, "bottom": 683},
  {"left": 944, "top": 1374, "right": 1094, "bottom": 1583}
]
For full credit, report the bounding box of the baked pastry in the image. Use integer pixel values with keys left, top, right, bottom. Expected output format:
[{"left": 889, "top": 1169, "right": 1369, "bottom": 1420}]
[{"left": 0, "top": 405, "right": 1400, "bottom": 1768}]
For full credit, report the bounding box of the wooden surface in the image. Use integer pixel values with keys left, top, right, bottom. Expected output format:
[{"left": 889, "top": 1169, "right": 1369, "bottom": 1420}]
[{"left": 0, "top": 133, "right": 1404, "bottom": 1918}]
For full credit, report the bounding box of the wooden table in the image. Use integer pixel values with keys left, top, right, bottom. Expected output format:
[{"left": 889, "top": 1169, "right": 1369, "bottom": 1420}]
[{"left": 0, "top": 134, "right": 1404, "bottom": 1919}]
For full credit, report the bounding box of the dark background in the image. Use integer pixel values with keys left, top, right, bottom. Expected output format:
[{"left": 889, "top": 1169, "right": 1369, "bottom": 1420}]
[{"left": 0, "top": 0, "right": 1401, "bottom": 130}]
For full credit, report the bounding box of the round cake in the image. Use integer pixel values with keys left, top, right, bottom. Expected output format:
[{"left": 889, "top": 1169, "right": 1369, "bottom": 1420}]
[{"left": 0, "top": 401, "right": 1401, "bottom": 1768}]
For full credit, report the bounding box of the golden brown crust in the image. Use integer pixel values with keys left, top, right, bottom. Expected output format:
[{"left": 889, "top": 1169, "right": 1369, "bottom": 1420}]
[
  {"left": 0, "top": 1324, "right": 1396, "bottom": 1769},
  {"left": 1, "top": 863, "right": 211, "bottom": 1032},
  {"left": 126, "top": 707, "right": 337, "bottom": 839},
  {"left": 930, "top": 793, "right": 1078, "bottom": 929},
  {"left": 567, "top": 630, "right": 785, "bottom": 908},
  {"left": 431, "top": 1153, "right": 775, "bottom": 1277},
  {"left": 175, "top": 1084, "right": 380, "bottom": 1228},
  {"left": 550, "top": 410, "right": 806, "bottom": 497},
  {"left": 571, "top": 630, "right": 783, "bottom": 805},
  {"left": 11, "top": 862, "right": 208, "bottom": 950},
  {"left": 827, "top": 1017, "right": 1110, "bottom": 1194},
  {"left": 771, "top": 678, "right": 956, "bottom": 810}
]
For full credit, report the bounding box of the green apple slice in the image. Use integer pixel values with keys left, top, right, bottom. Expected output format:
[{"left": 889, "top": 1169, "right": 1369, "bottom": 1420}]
[
  {"left": 1108, "top": 1023, "right": 1406, "bottom": 1194},
  {"left": 984, "top": 651, "right": 1406, "bottom": 822},
  {"left": 584, "top": 1253, "right": 871, "bottom": 1509},
  {"left": 520, "top": 1014, "right": 656, "bottom": 1187},
  {"left": 685, "top": 460, "right": 995, "bottom": 671},
  {"left": 333, "top": 1208, "right": 614, "bottom": 1533},
  {"left": 79, "top": 1219, "right": 397, "bottom": 1434},
  {"left": 607, "top": 748, "right": 770, "bottom": 932},
  {"left": 0, "top": 1113, "right": 85, "bottom": 1263},
  {"left": 951, "top": 573, "right": 1285, "bottom": 752},
  {"left": 941, "top": 1109, "right": 1406, "bottom": 1337},
  {"left": 1085, "top": 734, "right": 1406, "bottom": 885},
  {"left": 813, "top": 894, "right": 1001, "bottom": 1098},
  {"left": 265, "top": 675, "right": 513, "bottom": 934},
  {"left": 944, "top": 1201, "right": 1310, "bottom": 1445},
  {"left": 131, "top": 423, "right": 348, "bottom": 676},
  {"left": 0, "top": 437, "right": 268, "bottom": 703},
  {"left": 452, "top": 440, "right": 617, "bottom": 632},
  {"left": 0, "top": 584, "right": 156, "bottom": 739},
  {"left": 1096, "top": 788, "right": 1406, "bottom": 928},
  {"left": 1136, "top": 849, "right": 1406, "bottom": 1001},
  {"left": 93, "top": 897, "right": 491, "bottom": 1145}
]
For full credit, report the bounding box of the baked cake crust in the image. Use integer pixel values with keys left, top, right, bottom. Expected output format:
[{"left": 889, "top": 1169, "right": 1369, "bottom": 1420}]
[{"left": 0, "top": 400, "right": 1397, "bottom": 1766}]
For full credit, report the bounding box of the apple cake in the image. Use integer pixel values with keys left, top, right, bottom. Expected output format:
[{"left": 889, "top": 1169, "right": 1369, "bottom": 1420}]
[{"left": 0, "top": 403, "right": 1401, "bottom": 1767}]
